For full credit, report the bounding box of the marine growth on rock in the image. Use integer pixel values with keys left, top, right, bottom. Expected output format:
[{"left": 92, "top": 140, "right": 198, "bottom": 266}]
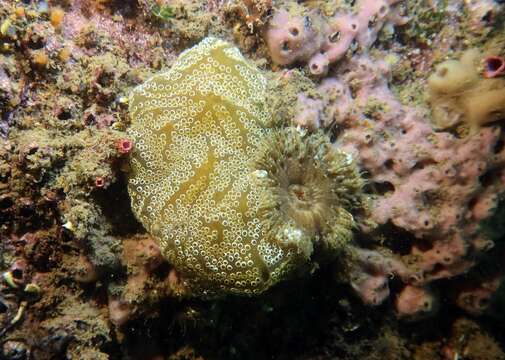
[
  {"left": 427, "top": 49, "right": 505, "bottom": 131},
  {"left": 127, "top": 37, "right": 364, "bottom": 297}
]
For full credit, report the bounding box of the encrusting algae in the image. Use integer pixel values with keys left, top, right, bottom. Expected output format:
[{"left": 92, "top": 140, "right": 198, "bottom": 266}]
[{"left": 127, "top": 37, "right": 364, "bottom": 296}]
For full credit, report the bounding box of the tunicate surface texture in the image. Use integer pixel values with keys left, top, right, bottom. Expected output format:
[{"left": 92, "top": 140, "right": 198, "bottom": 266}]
[{"left": 128, "top": 37, "right": 363, "bottom": 296}]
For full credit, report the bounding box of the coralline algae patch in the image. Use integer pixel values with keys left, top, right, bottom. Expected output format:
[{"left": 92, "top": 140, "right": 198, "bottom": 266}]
[{"left": 127, "top": 37, "right": 364, "bottom": 296}]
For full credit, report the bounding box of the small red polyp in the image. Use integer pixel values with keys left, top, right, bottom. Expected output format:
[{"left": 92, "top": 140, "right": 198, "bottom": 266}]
[
  {"left": 95, "top": 176, "right": 106, "bottom": 188},
  {"left": 117, "top": 138, "right": 133, "bottom": 155},
  {"left": 483, "top": 56, "right": 505, "bottom": 78}
]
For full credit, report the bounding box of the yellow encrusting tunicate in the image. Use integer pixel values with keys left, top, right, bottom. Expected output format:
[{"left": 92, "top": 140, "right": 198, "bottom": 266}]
[
  {"left": 127, "top": 37, "right": 364, "bottom": 296},
  {"left": 427, "top": 49, "right": 505, "bottom": 131}
]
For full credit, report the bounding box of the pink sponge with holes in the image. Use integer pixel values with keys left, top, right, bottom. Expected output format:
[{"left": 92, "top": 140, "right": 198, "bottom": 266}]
[
  {"left": 292, "top": 52, "right": 505, "bottom": 316},
  {"left": 395, "top": 285, "right": 437, "bottom": 318},
  {"left": 265, "top": 0, "right": 407, "bottom": 74},
  {"left": 265, "top": 9, "right": 323, "bottom": 66}
]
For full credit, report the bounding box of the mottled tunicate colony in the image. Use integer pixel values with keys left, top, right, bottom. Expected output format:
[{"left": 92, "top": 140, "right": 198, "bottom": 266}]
[{"left": 128, "top": 37, "right": 364, "bottom": 296}]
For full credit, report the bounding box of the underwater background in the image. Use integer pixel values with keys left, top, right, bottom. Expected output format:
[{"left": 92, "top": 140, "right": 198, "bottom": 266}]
[{"left": 0, "top": 0, "right": 505, "bottom": 359}]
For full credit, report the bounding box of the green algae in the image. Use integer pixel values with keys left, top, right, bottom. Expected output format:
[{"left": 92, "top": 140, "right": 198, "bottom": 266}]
[
  {"left": 151, "top": 4, "right": 175, "bottom": 22},
  {"left": 399, "top": 0, "right": 448, "bottom": 47}
]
